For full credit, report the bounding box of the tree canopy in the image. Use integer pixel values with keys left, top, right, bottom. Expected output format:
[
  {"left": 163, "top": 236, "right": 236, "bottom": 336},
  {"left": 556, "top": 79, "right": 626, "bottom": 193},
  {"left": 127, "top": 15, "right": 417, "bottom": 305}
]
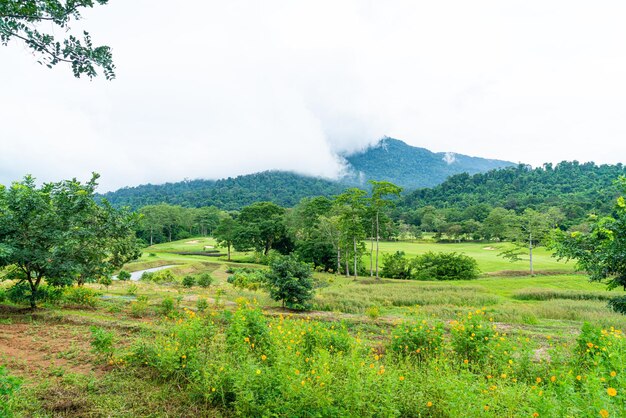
[
  {"left": 0, "top": 0, "right": 114, "bottom": 79},
  {"left": 0, "top": 174, "right": 140, "bottom": 307}
]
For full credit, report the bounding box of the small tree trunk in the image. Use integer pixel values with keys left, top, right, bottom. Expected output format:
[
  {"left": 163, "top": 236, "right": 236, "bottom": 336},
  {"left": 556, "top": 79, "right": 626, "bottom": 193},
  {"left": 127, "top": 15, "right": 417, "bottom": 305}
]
[
  {"left": 150, "top": 225, "right": 153, "bottom": 246},
  {"left": 353, "top": 237, "right": 358, "bottom": 278},
  {"left": 375, "top": 210, "right": 380, "bottom": 279},
  {"left": 529, "top": 232, "right": 534, "bottom": 275},
  {"left": 227, "top": 243, "right": 231, "bottom": 261},
  {"left": 337, "top": 247, "right": 341, "bottom": 275},
  {"left": 345, "top": 248, "right": 350, "bottom": 277},
  {"left": 370, "top": 223, "right": 374, "bottom": 277}
]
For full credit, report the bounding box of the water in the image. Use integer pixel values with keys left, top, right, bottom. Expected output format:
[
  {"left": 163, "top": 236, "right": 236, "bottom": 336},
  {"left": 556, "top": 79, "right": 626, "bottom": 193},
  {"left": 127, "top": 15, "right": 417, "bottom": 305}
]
[{"left": 114, "top": 265, "right": 177, "bottom": 281}]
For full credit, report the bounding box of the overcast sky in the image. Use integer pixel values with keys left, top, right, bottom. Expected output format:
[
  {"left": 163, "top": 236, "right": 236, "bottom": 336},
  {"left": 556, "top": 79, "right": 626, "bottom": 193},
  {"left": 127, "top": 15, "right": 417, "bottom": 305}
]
[{"left": 2, "top": 1, "right": 626, "bottom": 191}]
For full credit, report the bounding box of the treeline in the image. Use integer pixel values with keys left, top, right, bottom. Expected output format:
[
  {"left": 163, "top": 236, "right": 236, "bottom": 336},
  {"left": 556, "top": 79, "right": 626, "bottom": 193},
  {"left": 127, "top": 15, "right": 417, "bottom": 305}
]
[
  {"left": 101, "top": 171, "right": 346, "bottom": 211},
  {"left": 400, "top": 161, "right": 626, "bottom": 231}
]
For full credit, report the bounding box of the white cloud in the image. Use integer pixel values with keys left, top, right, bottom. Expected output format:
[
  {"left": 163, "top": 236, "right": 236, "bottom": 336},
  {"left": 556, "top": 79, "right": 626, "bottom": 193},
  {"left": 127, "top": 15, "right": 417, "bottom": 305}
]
[{"left": 2, "top": 0, "right": 626, "bottom": 191}]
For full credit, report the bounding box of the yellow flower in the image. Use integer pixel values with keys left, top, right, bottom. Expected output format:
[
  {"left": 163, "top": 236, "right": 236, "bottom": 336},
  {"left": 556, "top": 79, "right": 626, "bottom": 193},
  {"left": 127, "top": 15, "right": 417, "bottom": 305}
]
[
  {"left": 261, "top": 355, "right": 267, "bottom": 361},
  {"left": 426, "top": 402, "right": 433, "bottom": 407},
  {"left": 550, "top": 376, "right": 556, "bottom": 382},
  {"left": 610, "top": 371, "right": 617, "bottom": 377},
  {"left": 576, "top": 375, "right": 582, "bottom": 381},
  {"left": 587, "top": 342, "right": 594, "bottom": 349},
  {"left": 607, "top": 387, "right": 617, "bottom": 397},
  {"left": 256, "top": 369, "right": 261, "bottom": 375},
  {"left": 532, "top": 413, "right": 539, "bottom": 418},
  {"left": 600, "top": 409, "right": 609, "bottom": 418},
  {"left": 536, "top": 377, "right": 542, "bottom": 384},
  {"left": 399, "top": 376, "right": 405, "bottom": 381}
]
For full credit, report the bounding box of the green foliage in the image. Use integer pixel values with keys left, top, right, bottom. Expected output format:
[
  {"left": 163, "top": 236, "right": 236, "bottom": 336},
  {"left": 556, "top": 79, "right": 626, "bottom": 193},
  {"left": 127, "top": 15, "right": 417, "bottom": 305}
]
[
  {"left": 0, "top": 0, "right": 115, "bottom": 79},
  {"left": 365, "top": 305, "right": 381, "bottom": 319},
  {"left": 264, "top": 254, "right": 314, "bottom": 310},
  {"left": 227, "top": 268, "right": 266, "bottom": 291},
  {"left": 99, "top": 275, "right": 112, "bottom": 288},
  {"left": 130, "top": 295, "right": 149, "bottom": 317},
  {"left": 182, "top": 275, "right": 195, "bottom": 288},
  {"left": 413, "top": 251, "right": 480, "bottom": 281},
  {"left": 160, "top": 297, "right": 177, "bottom": 317},
  {"left": 0, "top": 365, "right": 20, "bottom": 417},
  {"left": 196, "top": 297, "right": 209, "bottom": 312},
  {"left": 390, "top": 321, "right": 444, "bottom": 360},
  {"left": 550, "top": 179, "right": 626, "bottom": 293},
  {"left": 117, "top": 270, "right": 131, "bottom": 281},
  {"left": 141, "top": 269, "right": 175, "bottom": 284},
  {"left": 5, "top": 282, "right": 63, "bottom": 306},
  {"left": 225, "top": 304, "right": 272, "bottom": 356},
  {"left": 90, "top": 326, "right": 115, "bottom": 360},
  {"left": 608, "top": 296, "right": 626, "bottom": 315},
  {"left": 450, "top": 309, "right": 496, "bottom": 363},
  {"left": 380, "top": 251, "right": 413, "bottom": 280},
  {"left": 102, "top": 171, "right": 346, "bottom": 211},
  {"left": 233, "top": 201, "right": 292, "bottom": 256},
  {"left": 126, "top": 284, "right": 138, "bottom": 296},
  {"left": 63, "top": 286, "right": 99, "bottom": 308},
  {"left": 0, "top": 174, "right": 140, "bottom": 307},
  {"left": 196, "top": 273, "right": 213, "bottom": 288}
]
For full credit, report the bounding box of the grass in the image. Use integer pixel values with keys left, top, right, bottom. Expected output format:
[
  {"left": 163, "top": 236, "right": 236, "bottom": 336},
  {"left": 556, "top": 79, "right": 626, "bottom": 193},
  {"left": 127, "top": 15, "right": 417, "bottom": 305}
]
[{"left": 2, "top": 236, "right": 625, "bottom": 416}]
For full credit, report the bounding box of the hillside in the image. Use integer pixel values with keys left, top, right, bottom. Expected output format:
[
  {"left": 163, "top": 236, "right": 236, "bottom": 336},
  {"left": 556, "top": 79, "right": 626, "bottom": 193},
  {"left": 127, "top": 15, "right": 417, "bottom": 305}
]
[
  {"left": 342, "top": 137, "right": 515, "bottom": 188},
  {"left": 100, "top": 171, "right": 346, "bottom": 210},
  {"left": 402, "top": 161, "right": 626, "bottom": 216}
]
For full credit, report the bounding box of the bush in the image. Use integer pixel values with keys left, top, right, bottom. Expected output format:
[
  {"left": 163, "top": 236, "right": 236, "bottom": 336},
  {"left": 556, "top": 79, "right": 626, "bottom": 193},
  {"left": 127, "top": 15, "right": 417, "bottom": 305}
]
[
  {"left": 381, "top": 251, "right": 413, "bottom": 280},
  {"left": 390, "top": 321, "right": 444, "bottom": 360},
  {"left": 90, "top": 326, "right": 115, "bottom": 361},
  {"left": 6, "top": 283, "right": 63, "bottom": 306},
  {"left": 608, "top": 296, "right": 626, "bottom": 314},
  {"left": 412, "top": 251, "right": 480, "bottom": 281},
  {"left": 99, "top": 276, "right": 112, "bottom": 288},
  {"left": 227, "top": 269, "right": 265, "bottom": 290},
  {"left": 197, "top": 298, "right": 209, "bottom": 312},
  {"left": 182, "top": 275, "right": 196, "bottom": 288},
  {"left": 142, "top": 269, "right": 176, "bottom": 284},
  {"left": 365, "top": 305, "right": 381, "bottom": 319},
  {"left": 130, "top": 296, "right": 149, "bottom": 317},
  {"left": 127, "top": 284, "right": 138, "bottom": 296},
  {"left": 117, "top": 270, "right": 132, "bottom": 281},
  {"left": 264, "top": 254, "right": 314, "bottom": 310},
  {"left": 450, "top": 309, "right": 496, "bottom": 363},
  {"left": 63, "top": 286, "right": 100, "bottom": 308},
  {"left": 197, "top": 273, "right": 214, "bottom": 288},
  {"left": 161, "top": 296, "right": 177, "bottom": 316}
]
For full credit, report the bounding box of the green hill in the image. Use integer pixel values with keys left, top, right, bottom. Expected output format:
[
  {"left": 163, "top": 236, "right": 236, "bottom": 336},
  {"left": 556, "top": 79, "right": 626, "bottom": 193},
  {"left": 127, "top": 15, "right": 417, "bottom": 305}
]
[{"left": 342, "top": 137, "right": 515, "bottom": 189}]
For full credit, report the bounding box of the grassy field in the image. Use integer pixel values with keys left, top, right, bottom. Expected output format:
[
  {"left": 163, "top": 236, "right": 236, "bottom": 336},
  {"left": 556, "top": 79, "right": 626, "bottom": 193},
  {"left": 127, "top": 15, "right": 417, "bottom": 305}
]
[{"left": 1, "top": 237, "right": 625, "bottom": 417}]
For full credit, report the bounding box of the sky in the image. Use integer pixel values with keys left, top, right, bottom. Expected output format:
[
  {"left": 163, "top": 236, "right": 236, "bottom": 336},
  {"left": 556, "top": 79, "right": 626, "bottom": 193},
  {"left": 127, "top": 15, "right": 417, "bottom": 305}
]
[{"left": 2, "top": 1, "right": 626, "bottom": 192}]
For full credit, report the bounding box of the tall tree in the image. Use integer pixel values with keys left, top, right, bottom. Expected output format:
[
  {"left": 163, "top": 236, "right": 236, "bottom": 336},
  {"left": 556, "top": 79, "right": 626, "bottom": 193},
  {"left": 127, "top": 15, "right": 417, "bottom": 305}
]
[
  {"left": 233, "top": 202, "right": 289, "bottom": 256},
  {"left": 335, "top": 188, "right": 367, "bottom": 278},
  {"left": 368, "top": 181, "right": 403, "bottom": 279},
  {"left": 549, "top": 178, "right": 626, "bottom": 291},
  {"left": 0, "top": 0, "right": 115, "bottom": 78},
  {"left": 214, "top": 214, "right": 236, "bottom": 261},
  {"left": 0, "top": 174, "right": 140, "bottom": 308}
]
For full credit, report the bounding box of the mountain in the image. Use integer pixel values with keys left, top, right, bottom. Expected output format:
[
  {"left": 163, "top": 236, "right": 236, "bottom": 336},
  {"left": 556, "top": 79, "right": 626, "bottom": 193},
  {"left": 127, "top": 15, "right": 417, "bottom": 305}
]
[
  {"left": 401, "top": 161, "right": 626, "bottom": 218},
  {"left": 341, "top": 137, "right": 515, "bottom": 189},
  {"left": 100, "top": 171, "right": 346, "bottom": 210},
  {"left": 101, "top": 138, "right": 517, "bottom": 210}
]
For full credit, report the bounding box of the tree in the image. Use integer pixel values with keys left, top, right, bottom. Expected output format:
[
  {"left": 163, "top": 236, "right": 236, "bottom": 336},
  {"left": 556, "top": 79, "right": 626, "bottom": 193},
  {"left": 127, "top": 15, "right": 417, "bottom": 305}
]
[
  {"left": 549, "top": 178, "right": 626, "bottom": 291},
  {"left": 0, "top": 174, "right": 140, "bottom": 308},
  {"left": 264, "top": 254, "right": 314, "bottom": 310},
  {"left": 368, "top": 181, "right": 403, "bottom": 279},
  {"left": 0, "top": 0, "right": 115, "bottom": 79},
  {"left": 233, "top": 202, "right": 289, "bottom": 256},
  {"left": 499, "top": 208, "right": 563, "bottom": 274},
  {"left": 214, "top": 214, "right": 236, "bottom": 261},
  {"left": 334, "top": 188, "right": 367, "bottom": 278}
]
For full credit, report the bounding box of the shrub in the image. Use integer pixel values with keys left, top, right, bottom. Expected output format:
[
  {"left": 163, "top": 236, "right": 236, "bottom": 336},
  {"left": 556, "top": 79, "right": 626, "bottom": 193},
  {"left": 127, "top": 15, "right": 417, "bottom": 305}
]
[
  {"left": 127, "top": 284, "right": 138, "bottom": 296},
  {"left": 161, "top": 296, "right": 177, "bottom": 316},
  {"left": 6, "top": 283, "right": 63, "bottom": 306},
  {"left": 365, "top": 305, "right": 381, "bottom": 319},
  {"left": 0, "top": 289, "right": 5, "bottom": 303},
  {"left": 130, "top": 296, "right": 149, "bottom": 317},
  {"left": 412, "top": 251, "right": 480, "bottom": 281},
  {"left": 226, "top": 304, "right": 273, "bottom": 356},
  {"left": 99, "top": 276, "right": 112, "bottom": 288},
  {"left": 197, "top": 298, "right": 209, "bottom": 312},
  {"left": 144, "top": 269, "right": 176, "bottom": 284},
  {"left": 197, "top": 273, "right": 213, "bottom": 288},
  {"left": 450, "top": 309, "right": 496, "bottom": 363},
  {"left": 264, "top": 254, "right": 314, "bottom": 310},
  {"left": 182, "top": 275, "right": 196, "bottom": 288},
  {"left": 381, "top": 251, "right": 413, "bottom": 280},
  {"left": 390, "top": 321, "right": 444, "bottom": 360},
  {"left": 227, "top": 269, "right": 265, "bottom": 290},
  {"left": 90, "top": 326, "right": 115, "bottom": 361},
  {"left": 608, "top": 296, "right": 626, "bottom": 314},
  {"left": 63, "top": 286, "right": 100, "bottom": 308},
  {"left": 117, "top": 270, "right": 132, "bottom": 281}
]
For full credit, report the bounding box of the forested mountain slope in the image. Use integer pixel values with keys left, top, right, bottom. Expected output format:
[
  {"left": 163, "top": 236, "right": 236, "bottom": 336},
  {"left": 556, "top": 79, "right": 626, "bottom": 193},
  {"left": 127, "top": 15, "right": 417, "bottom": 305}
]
[
  {"left": 342, "top": 137, "right": 515, "bottom": 188},
  {"left": 402, "top": 161, "right": 626, "bottom": 217},
  {"left": 101, "top": 171, "right": 346, "bottom": 210}
]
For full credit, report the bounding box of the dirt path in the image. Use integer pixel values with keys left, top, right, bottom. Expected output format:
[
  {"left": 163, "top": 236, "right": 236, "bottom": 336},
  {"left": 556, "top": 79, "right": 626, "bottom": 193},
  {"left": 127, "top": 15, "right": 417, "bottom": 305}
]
[{"left": 0, "top": 321, "right": 101, "bottom": 377}]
